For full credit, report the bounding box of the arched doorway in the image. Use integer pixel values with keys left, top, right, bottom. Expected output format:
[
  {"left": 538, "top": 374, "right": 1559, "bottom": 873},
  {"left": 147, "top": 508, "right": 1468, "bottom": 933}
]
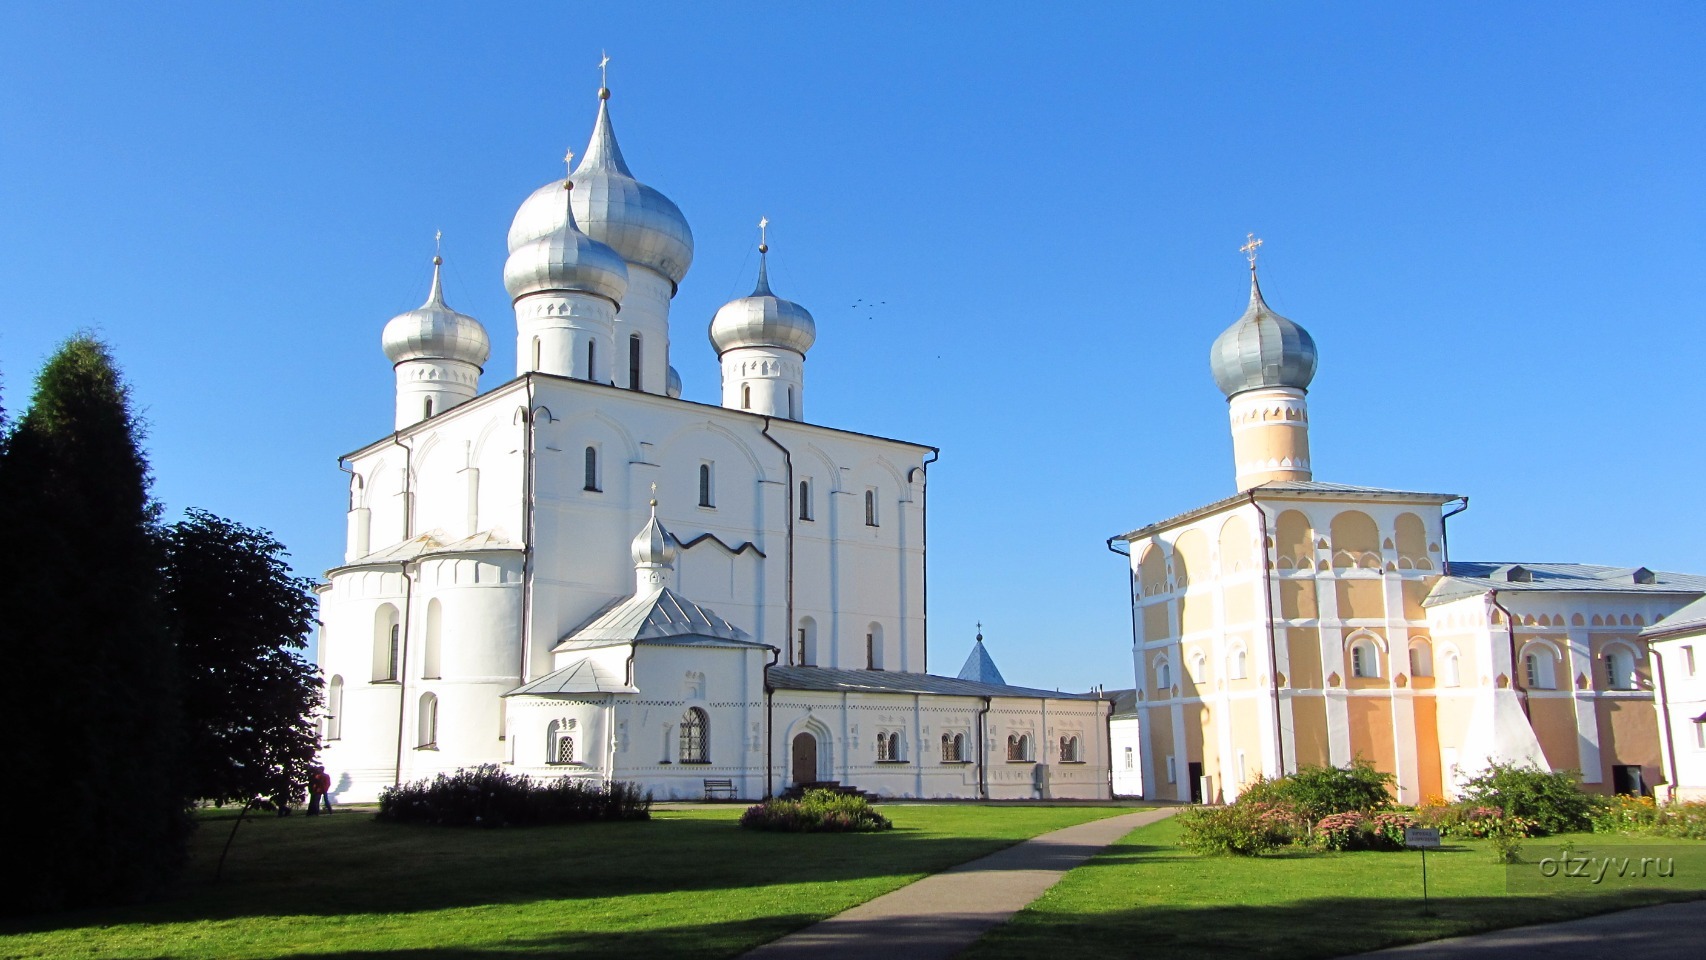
[{"left": 791, "top": 732, "right": 819, "bottom": 785}]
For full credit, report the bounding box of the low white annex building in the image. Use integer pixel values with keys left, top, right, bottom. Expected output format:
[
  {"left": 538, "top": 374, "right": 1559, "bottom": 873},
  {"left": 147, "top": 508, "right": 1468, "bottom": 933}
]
[
  {"left": 1644, "top": 599, "right": 1706, "bottom": 801},
  {"left": 315, "top": 80, "right": 1111, "bottom": 803}
]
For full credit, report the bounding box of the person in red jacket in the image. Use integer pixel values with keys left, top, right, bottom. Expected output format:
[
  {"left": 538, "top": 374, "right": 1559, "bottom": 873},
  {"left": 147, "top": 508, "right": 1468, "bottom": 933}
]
[{"left": 307, "top": 765, "right": 333, "bottom": 816}]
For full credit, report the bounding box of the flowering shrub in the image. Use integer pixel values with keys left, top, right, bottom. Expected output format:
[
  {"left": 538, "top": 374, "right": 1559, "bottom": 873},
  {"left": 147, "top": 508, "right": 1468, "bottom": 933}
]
[
  {"left": 1308, "top": 810, "right": 1416, "bottom": 851},
  {"left": 1179, "top": 800, "right": 1304, "bottom": 856},
  {"left": 377, "top": 765, "right": 652, "bottom": 827},
  {"left": 739, "top": 789, "right": 892, "bottom": 833},
  {"left": 1459, "top": 762, "right": 1596, "bottom": 835},
  {"left": 1416, "top": 803, "right": 1535, "bottom": 840},
  {"left": 1592, "top": 796, "right": 1706, "bottom": 839},
  {"left": 1240, "top": 761, "right": 1395, "bottom": 820}
]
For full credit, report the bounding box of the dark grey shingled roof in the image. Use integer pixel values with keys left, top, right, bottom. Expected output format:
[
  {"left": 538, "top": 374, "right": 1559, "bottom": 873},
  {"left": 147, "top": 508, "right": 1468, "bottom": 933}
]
[
  {"left": 956, "top": 638, "right": 1006, "bottom": 685},
  {"left": 768, "top": 666, "right": 1100, "bottom": 700},
  {"left": 1424, "top": 562, "right": 1706, "bottom": 607},
  {"left": 1105, "top": 688, "right": 1139, "bottom": 717}
]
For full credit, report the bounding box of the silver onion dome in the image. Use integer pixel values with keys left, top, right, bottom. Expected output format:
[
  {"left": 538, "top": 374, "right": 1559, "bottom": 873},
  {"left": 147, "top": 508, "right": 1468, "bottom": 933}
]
[
  {"left": 1210, "top": 271, "right": 1318, "bottom": 398},
  {"left": 502, "top": 179, "right": 630, "bottom": 305},
  {"left": 382, "top": 256, "right": 491, "bottom": 368},
  {"left": 507, "top": 89, "right": 693, "bottom": 288},
  {"left": 631, "top": 500, "right": 677, "bottom": 568},
  {"left": 708, "top": 252, "right": 817, "bottom": 356},
  {"left": 665, "top": 364, "right": 683, "bottom": 399}
]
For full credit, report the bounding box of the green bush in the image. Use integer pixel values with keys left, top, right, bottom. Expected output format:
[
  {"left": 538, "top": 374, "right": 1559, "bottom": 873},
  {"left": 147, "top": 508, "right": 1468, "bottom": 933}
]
[
  {"left": 1178, "top": 801, "right": 1303, "bottom": 856},
  {"left": 1416, "top": 803, "right": 1536, "bottom": 840},
  {"left": 1592, "top": 796, "right": 1706, "bottom": 838},
  {"left": 1242, "top": 760, "right": 1395, "bottom": 820},
  {"left": 377, "top": 765, "right": 652, "bottom": 827},
  {"left": 1458, "top": 762, "right": 1596, "bottom": 835},
  {"left": 739, "top": 789, "right": 892, "bottom": 833}
]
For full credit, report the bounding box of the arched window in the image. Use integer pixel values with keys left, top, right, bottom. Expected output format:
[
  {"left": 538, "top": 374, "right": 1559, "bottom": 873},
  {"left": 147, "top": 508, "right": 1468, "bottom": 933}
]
[
  {"left": 1007, "top": 734, "right": 1031, "bottom": 762},
  {"left": 628, "top": 334, "right": 643, "bottom": 391},
  {"left": 788, "top": 386, "right": 796, "bottom": 420},
  {"left": 423, "top": 599, "right": 443, "bottom": 680},
  {"left": 417, "top": 692, "right": 438, "bottom": 749},
  {"left": 1440, "top": 651, "right": 1462, "bottom": 687},
  {"left": 531, "top": 337, "right": 541, "bottom": 370},
  {"left": 326, "top": 675, "right": 344, "bottom": 741},
  {"left": 1059, "top": 735, "right": 1081, "bottom": 762},
  {"left": 796, "top": 617, "right": 816, "bottom": 666},
  {"left": 1524, "top": 648, "right": 1557, "bottom": 690},
  {"left": 798, "top": 479, "right": 812, "bottom": 520},
  {"left": 741, "top": 383, "right": 751, "bottom": 409},
  {"left": 586, "top": 340, "right": 597, "bottom": 381},
  {"left": 942, "top": 733, "right": 964, "bottom": 762},
  {"left": 865, "top": 489, "right": 878, "bottom": 527},
  {"left": 889, "top": 731, "right": 901, "bottom": 761},
  {"left": 374, "top": 605, "right": 401, "bottom": 682},
  {"left": 1605, "top": 649, "right": 1636, "bottom": 690},
  {"left": 1228, "top": 647, "right": 1248, "bottom": 680},
  {"left": 878, "top": 730, "right": 901, "bottom": 761},
  {"left": 866, "top": 623, "right": 884, "bottom": 670},
  {"left": 679, "top": 707, "right": 709, "bottom": 762},
  {"left": 423, "top": 397, "right": 434, "bottom": 419},
  {"left": 1410, "top": 641, "right": 1435, "bottom": 678},
  {"left": 1350, "top": 638, "right": 1381, "bottom": 679},
  {"left": 547, "top": 720, "right": 575, "bottom": 764},
  {"left": 1156, "top": 659, "right": 1172, "bottom": 691},
  {"left": 583, "top": 446, "right": 600, "bottom": 492},
  {"left": 698, "top": 463, "right": 714, "bottom": 507}
]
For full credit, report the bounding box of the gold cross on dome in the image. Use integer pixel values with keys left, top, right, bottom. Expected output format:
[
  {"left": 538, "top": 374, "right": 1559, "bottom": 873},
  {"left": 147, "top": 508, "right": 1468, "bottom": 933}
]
[
  {"left": 434, "top": 229, "right": 442, "bottom": 255},
  {"left": 599, "top": 52, "right": 610, "bottom": 87},
  {"left": 1241, "top": 233, "right": 1263, "bottom": 271},
  {"left": 563, "top": 149, "right": 576, "bottom": 185},
  {"left": 758, "top": 216, "right": 769, "bottom": 246},
  {"left": 650, "top": 481, "right": 657, "bottom": 496}
]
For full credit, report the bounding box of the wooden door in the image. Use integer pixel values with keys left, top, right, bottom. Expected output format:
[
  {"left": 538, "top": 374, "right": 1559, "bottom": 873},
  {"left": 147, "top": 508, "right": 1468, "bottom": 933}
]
[{"left": 791, "top": 733, "right": 818, "bottom": 785}]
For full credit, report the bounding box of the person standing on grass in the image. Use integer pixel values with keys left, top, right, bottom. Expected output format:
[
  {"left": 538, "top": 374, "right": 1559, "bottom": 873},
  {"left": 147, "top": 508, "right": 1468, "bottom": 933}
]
[{"left": 308, "top": 765, "right": 333, "bottom": 816}]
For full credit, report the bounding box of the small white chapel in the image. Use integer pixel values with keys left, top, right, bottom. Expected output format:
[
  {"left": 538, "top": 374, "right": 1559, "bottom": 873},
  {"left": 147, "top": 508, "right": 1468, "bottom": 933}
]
[{"left": 314, "top": 76, "right": 1111, "bottom": 803}]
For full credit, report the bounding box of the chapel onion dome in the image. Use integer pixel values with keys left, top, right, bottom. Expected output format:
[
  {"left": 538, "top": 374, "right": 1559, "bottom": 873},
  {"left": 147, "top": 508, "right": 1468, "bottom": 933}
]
[
  {"left": 382, "top": 255, "right": 491, "bottom": 368},
  {"left": 708, "top": 249, "right": 817, "bottom": 356},
  {"left": 1209, "top": 270, "right": 1318, "bottom": 398},
  {"left": 631, "top": 500, "right": 677, "bottom": 568},
  {"left": 502, "top": 175, "right": 630, "bottom": 306},
  {"left": 665, "top": 364, "right": 683, "bottom": 399},
  {"left": 506, "top": 86, "right": 693, "bottom": 289}
]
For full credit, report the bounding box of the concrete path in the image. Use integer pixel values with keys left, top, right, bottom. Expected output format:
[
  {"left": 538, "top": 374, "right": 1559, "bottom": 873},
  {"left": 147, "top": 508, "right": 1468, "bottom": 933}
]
[
  {"left": 742, "top": 806, "right": 1174, "bottom": 960},
  {"left": 1346, "top": 899, "right": 1706, "bottom": 959}
]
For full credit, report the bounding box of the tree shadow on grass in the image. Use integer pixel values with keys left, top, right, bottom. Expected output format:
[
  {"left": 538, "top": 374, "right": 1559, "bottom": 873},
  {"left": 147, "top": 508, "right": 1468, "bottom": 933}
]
[{"left": 0, "top": 813, "right": 1100, "bottom": 935}]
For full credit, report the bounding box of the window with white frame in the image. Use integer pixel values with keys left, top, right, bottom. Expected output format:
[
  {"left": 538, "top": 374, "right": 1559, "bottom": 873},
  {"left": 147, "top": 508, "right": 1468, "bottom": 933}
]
[
  {"left": 1156, "top": 659, "right": 1172, "bottom": 691},
  {"left": 1440, "top": 651, "right": 1462, "bottom": 687},
  {"left": 417, "top": 692, "right": 438, "bottom": 749},
  {"left": 1229, "top": 647, "right": 1248, "bottom": 680},
  {"left": 1605, "top": 650, "right": 1635, "bottom": 690},
  {"left": 865, "top": 488, "right": 879, "bottom": 526},
  {"left": 628, "top": 334, "right": 642, "bottom": 391},
  {"left": 1124, "top": 746, "right": 1134, "bottom": 770},
  {"left": 547, "top": 719, "right": 576, "bottom": 764},
  {"left": 877, "top": 730, "right": 902, "bottom": 762},
  {"left": 583, "top": 446, "right": 600, "bottom": 492},
  {"left": 1059, "top": 735, "right": 1082, "bottom": 763},
  {"left": 698, "top": 463, "right": 714, "bottom": 508},
  {"left": 1524, "top": 649, "right": 1557, "bottom": 690},
  {"left": 1166, "top": 754, "right": 1177, "bottom": 783},
  {"left": 799, "top": 479, "right": 812, "bottom": 520},
  {"left": 1350, "top": 638, "right": 1381, "bottom": 679},
  {"left": 326, "top": 675, "right": 344, "bottom": 741},
  {"left": 1685, "top": 645, "right": 1697, "bottom": 676},
  {"left": 679, "top": 707, "right": 709, "bottom": 762},
  {"left": 374, "top": 607, "right": 401, "bottom": 682},
  {"left": 1694, "top": 719, "right": 1705, "bottom": 750},
  {"left": 1006, "top": 733, "right": 1032, "bottom": 761},
  {"left": 1410, "top": 641, "right": 1434, "bottom": 678},
  {"left": 1238, "top": 749, "right": 1248, "bottom": 783}
]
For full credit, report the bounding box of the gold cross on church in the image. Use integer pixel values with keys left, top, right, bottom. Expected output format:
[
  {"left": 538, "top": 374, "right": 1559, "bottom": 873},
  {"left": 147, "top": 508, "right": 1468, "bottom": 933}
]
[{"left": 1241, "top": 233, "right": 1263, "bottom": 271}]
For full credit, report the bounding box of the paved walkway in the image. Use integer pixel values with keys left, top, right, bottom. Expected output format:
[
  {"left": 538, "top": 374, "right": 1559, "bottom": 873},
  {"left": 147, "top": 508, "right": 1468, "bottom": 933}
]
[
  {"left": 1347, "top": 899, "right": 1706, "bottom": 959},
  {"left": 742, "top": 806, "right": 1174, "bottom": 960}
]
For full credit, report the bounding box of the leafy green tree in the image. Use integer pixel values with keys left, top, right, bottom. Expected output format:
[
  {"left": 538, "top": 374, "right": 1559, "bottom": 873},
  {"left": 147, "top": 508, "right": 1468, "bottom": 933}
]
[
  {"left": 0, "top": 335, "right": 189, "bottom": 914},
  {"left": 163, "top": 509, "right": 322, "bottom": 806}
]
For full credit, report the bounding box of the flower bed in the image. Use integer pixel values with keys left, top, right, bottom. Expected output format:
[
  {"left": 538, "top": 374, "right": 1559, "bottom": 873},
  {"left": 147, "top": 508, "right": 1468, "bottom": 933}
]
[
  {"left": 739, "top": 789, "right": 892, "bottom": 833},
  {"left": 377, "top": 765, "right": 652, "bottom": 827}
]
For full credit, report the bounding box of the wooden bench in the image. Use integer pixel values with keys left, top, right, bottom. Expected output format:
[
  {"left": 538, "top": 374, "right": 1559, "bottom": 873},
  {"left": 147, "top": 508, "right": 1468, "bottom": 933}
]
[{"left": 703, "top": 778, "right": 737, "bottom": 800}]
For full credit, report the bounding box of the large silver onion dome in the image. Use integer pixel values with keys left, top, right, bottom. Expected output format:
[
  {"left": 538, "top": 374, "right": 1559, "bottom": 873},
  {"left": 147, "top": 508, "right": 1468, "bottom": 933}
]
[
  {"left": 709, "top": 254, "right": 817, "bottom": 356},
  {"left": 1210, "top": 272, "right": 1317, "bottom": 398},
  {"left": 382, "top": 257, "right": 491, "bottom": 368},
  {"left": 502, "top": 180, "right": 630, "bottom": 305},
  {"left": 507, "top": 90, "right": 693, "bottom": 288}
]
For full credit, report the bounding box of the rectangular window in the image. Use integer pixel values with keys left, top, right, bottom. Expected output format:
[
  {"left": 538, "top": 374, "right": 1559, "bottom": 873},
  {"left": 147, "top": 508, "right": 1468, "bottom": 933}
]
[
  {"left": 866, "top": 633, "right": 875, "bottom": 670},
  {"left": 628, "top": 334, "right": 642, "bottom": 391},
  {"left": 1124, "top": 746, "right": 1134, "bottom": 770},
  {"left": 799, "top": 479, "right": 813, "bottom": 521},
  {"left": 1237, "top": 750, "right": 1248, "bottom": 783},
  {"left": 1686, "top": 645, "right": 1697, "bottom": 676},
  {"left": 1695, "top": 720, "right": 1706, "bottom": 750},
  {"left": 797, "top": 628, "right": 807, "bottom": 666},
  {"left": 865, "top": 488, "right": 878, "bottom": 527},
  {"left": 698, "top": 462, "right": 714, "bottom": 508},
  {"left": 1166, "top": 755, "right": 1177, "bottom": 784}
]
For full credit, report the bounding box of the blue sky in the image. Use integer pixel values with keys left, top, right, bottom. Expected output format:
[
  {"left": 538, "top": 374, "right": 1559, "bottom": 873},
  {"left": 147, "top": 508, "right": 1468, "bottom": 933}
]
[{"left": 3, "top": 3, "right": 1703, "bottom": 692}]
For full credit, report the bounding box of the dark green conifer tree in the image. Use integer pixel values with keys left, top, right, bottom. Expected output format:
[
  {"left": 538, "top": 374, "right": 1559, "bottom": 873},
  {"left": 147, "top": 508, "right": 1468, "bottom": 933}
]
[{"left": 0, "top": 336, "right": 189, "bottom": 914}]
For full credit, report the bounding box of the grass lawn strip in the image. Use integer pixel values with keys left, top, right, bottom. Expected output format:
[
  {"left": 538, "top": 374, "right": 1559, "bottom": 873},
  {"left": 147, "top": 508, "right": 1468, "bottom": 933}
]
[
  {"left": 0, "top": 804, "right": 1126, "bottom": 960},
  {"left": 963, "top": 816, "right": 1706, "bottom": 960}
]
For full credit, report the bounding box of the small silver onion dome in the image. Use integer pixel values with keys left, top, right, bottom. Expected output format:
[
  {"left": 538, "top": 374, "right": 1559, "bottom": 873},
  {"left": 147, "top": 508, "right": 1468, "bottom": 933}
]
[
  {"left": 631, "top": 500, "right": 677, "bottom": 568},
  {"left": 665, "top": 364, "right": 683, "bottom": 399},
  {"left": 709, "top": 249, "right": 817, "bottom": 356},
  {"left": 382, "top": 256, "right": 491, "bottom": 368},
  {"left": 1210, "top": 271, "right": 1317, "bottom": 398},
  {"left": 502, "top": 178, "right": 630, "bottom": 305},
  {"left": 507, "top": 88, "right": 693, "bottom": 288}
]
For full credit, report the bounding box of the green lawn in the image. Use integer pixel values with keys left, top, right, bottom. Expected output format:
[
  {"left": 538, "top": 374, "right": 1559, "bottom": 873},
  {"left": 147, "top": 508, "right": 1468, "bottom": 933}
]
[
  {"left": 964, "top": 817, "right": 1706, "bottom": 960},
  {"left": 0, "top": 804, "right": 1126, "bottom": 960}
]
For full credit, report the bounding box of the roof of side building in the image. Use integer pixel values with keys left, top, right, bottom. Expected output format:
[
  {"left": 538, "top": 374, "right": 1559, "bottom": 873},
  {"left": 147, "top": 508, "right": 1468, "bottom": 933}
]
[
  {"left": 1424, "top": 561, "right": 1706, "bottom": 607},
  {"left": 1114, "top": 480, "right": 1463, "bottom": 542},
  {"left": 1641, "top": 595, "right": 1706, "bottom": 641},
  {"left": 768, "top": 666, "right": 1101, "bottom": 701}
]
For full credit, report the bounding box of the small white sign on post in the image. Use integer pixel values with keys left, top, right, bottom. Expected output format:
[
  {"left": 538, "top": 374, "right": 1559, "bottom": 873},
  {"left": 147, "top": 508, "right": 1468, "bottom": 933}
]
[{"left": 1405, "top": 827, "right": 1442, "bottom": 848}]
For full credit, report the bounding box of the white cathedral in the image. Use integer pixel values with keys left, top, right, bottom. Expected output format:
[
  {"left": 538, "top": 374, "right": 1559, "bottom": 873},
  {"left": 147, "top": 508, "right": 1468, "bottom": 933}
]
[{"left": 315, "top": 82, "right": 1112, "bottom": 803}]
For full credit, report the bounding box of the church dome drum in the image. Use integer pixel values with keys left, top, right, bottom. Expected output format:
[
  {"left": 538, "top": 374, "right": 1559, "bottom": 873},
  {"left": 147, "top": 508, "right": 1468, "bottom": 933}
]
[{"left": 1209, "top": 274, "right": 1317, "bottom": 398}]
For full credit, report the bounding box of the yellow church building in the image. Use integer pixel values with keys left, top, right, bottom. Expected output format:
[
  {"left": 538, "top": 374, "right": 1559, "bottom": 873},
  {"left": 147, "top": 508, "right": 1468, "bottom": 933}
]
[{"left": 1109, "top": 246, "right": 1706, "bottom": 805}]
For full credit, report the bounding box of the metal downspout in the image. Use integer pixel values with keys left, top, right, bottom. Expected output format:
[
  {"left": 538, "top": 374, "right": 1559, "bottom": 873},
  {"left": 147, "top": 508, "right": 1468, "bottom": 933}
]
[
  {"left": 977, "top": 696, "right": 992, "bottom": 800},
  {"left": 763, "top": 645, "right": 779, "bottom": 799},
  {"left": 914, "top": 450, "right": 939, "bottom": 670},
  {"left": 1488, "top": 590, "right": 1531, "bottom": 721},
  {"left": 386, "top": 432, "right": 415, "bottom": 787},
  {"left": 1248, "top": 493, "right": 1287, "bottom": 777},
  {"left": 1440, "top": 498, "right": 1469, "bottom": 576},
  {"left": 516, "top": 381, "right": 554, "bottom": 686},
  {"left": 1107, "top": 536, "right": 1139, "bottom": 797}
]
